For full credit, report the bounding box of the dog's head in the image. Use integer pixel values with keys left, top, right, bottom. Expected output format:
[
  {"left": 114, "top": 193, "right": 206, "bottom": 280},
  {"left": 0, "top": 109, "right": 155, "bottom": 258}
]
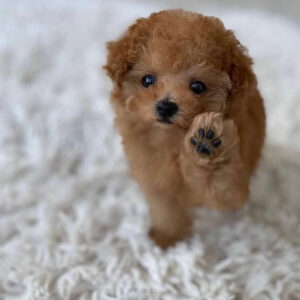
[{"left": 104, "top": 10, "right": 256, "bottom": 129}]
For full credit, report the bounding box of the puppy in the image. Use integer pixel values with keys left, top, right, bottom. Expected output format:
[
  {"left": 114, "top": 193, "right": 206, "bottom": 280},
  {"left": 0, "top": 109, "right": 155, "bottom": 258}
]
[{"left": 104, "top": 10, "right": 265, "bottom": 248}]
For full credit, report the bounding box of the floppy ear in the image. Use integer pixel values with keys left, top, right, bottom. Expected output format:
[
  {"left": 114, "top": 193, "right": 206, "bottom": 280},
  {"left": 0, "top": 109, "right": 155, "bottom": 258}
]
[
  {"left": 226, "top": 30, "right": 257, "bottom": 98},
  {"left": 104, "top": 18, "right": 150, "bottom": 84}
]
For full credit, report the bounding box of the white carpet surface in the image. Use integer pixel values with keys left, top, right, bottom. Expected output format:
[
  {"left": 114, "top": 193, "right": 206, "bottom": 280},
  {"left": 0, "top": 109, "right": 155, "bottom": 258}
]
[{"left": 0, "top": 1, "right": 300, "bottom": 299}]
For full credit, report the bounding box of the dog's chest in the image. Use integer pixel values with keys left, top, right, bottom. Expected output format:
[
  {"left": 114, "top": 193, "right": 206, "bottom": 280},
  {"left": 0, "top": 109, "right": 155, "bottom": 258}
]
[{"left": 124, "top": 126, "right": 185, "bottom": 194}]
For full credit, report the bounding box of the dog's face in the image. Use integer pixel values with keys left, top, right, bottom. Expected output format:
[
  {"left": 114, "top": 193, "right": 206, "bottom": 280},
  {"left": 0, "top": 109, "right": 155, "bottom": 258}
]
[
  {"left": 122, "top": 39, "right": 231, "bottom": 128},
  {"left": 105, "top": 10, "right": 255, "bottom": 129}
]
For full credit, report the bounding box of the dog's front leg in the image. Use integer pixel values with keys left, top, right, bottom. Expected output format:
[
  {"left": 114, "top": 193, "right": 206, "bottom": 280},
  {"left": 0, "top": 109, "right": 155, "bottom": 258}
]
[
  {"left": 180, "top": 112, "right": 249, "bottom": 210},
  {"left": 147, "top": 192, "right": 192, "bottom": 249}
]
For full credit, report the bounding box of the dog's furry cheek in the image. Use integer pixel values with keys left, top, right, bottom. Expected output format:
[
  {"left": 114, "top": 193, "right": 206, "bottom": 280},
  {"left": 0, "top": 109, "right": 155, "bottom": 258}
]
[
  {"left": 125, "top": 97, "right": 155, "bottom": 123},
  {"left": 125, "top": 96, "right": 136, "bottom": 113},
  {"left": 174, "top": 116, "right": 194, "bottom": 130}
]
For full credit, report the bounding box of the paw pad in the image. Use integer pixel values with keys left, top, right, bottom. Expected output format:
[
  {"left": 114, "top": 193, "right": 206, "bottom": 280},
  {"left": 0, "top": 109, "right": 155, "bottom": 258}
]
[
  {"left": 206, "top": 129, "right": 215, "bottom": 139},
  {"left": 197, "top": 144, "right": 210, "bottom": 155},
  {"left": 190, "top": 137, "right": 197, "bottom": 146},
  {"left": 212, "top": 138, "right": 222, "bottom": 148},
  {"left": 190, "top": 128, "right": 222, "bottom": 156},
  {"left": 198, "top": 129, "right": 205, "bottom": 138}
]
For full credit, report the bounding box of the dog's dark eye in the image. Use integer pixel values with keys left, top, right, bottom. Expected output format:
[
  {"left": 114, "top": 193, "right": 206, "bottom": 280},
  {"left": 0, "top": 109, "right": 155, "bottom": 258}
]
[
  {"left": 141, "top": 74, "right": 156, "bottom": 88},
  {"left": 190, "top": 81, "right": 206, "bottom": 94}
]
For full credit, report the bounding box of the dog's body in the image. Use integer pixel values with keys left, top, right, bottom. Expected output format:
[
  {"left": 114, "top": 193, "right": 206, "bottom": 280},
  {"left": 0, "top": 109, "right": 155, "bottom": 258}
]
[{"left": 105, "top": 10, "right": 265, "bottom": 248}]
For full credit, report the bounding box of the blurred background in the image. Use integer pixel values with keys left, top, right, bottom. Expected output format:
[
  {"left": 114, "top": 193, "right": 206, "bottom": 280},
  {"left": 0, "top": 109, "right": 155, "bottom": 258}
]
[{"left": 0, "top": 1, "right": 300, "bottom": 299}]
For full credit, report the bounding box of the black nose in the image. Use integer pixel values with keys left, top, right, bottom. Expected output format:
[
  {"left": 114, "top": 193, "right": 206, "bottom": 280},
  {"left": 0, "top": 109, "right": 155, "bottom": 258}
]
[{"left": 156, "top": 99, "right": 178, "bottom": 118}]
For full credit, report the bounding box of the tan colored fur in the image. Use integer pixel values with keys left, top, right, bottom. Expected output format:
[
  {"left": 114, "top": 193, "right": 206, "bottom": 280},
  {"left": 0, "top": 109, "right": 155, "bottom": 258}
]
[{"left": 104, "top": 10, "right": 266, "bottom": 248}]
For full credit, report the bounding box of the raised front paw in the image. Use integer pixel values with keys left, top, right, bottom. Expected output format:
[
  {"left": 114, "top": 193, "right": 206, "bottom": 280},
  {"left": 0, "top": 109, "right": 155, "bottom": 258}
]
[
  {"left": 190, "top": 127, "right": 222, "bottom": 156},
  {"left": 184, "top": 112, "right": 238, "bottom": 163}
]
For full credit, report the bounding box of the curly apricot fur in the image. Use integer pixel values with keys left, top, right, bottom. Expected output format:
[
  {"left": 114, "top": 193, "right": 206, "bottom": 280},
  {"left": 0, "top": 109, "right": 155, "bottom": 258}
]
[{"left": 104, "top": 10, "right": 265, "bottom": 248}]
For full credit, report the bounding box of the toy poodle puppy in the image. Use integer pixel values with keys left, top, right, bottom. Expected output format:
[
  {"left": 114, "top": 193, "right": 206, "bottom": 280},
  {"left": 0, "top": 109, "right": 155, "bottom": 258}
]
[{"left": 104, "top": 10, "right": 265, "bottom": 249}]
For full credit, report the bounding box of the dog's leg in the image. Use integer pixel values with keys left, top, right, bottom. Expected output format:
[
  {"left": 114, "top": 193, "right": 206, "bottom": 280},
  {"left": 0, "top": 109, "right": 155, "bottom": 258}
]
[
  {"left": 180, "top": 112, "right": 249, "bottom": 209},
  {"left": 147, "top": 193, "right": 192, "bottom": 249}
]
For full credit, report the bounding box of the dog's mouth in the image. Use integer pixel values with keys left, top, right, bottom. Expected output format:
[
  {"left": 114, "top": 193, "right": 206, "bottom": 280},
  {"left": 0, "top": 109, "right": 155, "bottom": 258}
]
[
  {"left": 156, "top": 117, "right": 173, "bottom": 124},
  {"left": 155, "top": 114, "right": 192, "bottom": 130}
]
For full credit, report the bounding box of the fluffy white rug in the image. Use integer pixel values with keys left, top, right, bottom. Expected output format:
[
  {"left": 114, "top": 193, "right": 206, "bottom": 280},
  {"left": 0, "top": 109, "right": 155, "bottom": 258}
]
[{"left": 0, "top": 1, "right": 300, "bottom": 299}]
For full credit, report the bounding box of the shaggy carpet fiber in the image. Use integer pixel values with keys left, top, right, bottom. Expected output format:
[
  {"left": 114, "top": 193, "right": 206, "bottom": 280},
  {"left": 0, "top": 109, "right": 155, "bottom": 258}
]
[{"left": 0, "top": 1, "right": 300, "bottom": 299}]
